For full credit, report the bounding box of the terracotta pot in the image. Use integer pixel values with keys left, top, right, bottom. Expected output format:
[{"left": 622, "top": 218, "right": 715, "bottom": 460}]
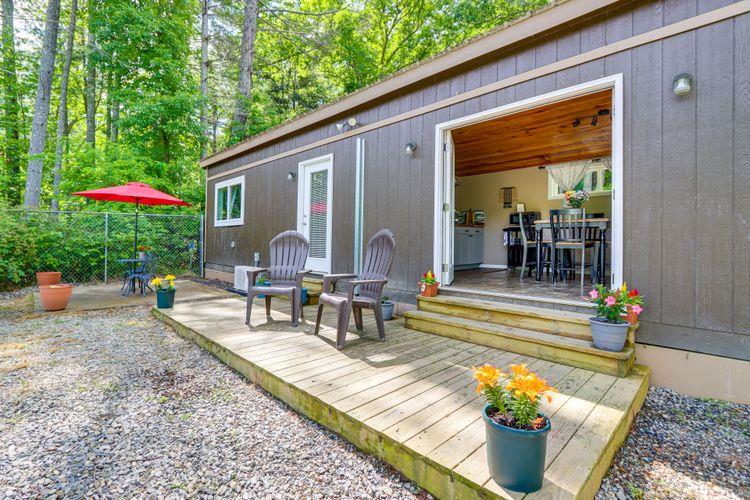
[
  {"left": 625, "top": 306, "right": 639, "bottom": 325},
  {"left": 419, "top": 282, "right": 439, "bottom": 297},
  {"left": 39, "top": 284, "right": 74, "bottom": 311},
  {"left": 36, "top": 271, "right": 62, "bottom": 286}
]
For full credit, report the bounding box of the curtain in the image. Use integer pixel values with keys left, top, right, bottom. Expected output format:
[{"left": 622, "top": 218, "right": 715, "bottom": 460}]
[{"left": 546, "top": 160, "right": 592, "bottom": 191}]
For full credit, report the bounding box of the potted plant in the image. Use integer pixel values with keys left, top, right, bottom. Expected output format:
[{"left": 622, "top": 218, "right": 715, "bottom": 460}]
[
  {"left": 562, "top": 189, "right": 590, "bottom": 208},
  {"left": 36, "top": 271, "right": 62, "bottom": 286},
  {"left": 624, "top": 287, "right": 644, "bottom": 325},
  {"left": 152, "top": 274, "right": 177, "bottom": 309},
  {"left": 586, "top": 283, "right": 636, "bottom": 351},
  {"left": 474, "top": 363, "right": 556, "bottom": 493},
  {"left": 255, "top": 274, "right": 271, "bottom": 298},
  {"left": 419, "top": 270, "right": 439, "bottom": 297},
  {"left": 381, "top": 296, "right": 395, "bottom": 320},
  {"left": 39, "top": 284, "right": 74, "bottom": 311},
  {"left": 137, "top": 244, "right": 152, "bottom": 260}
]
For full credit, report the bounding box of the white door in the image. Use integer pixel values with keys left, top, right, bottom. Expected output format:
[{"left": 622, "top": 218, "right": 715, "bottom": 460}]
[
  {"left": 442, "top": 132, "right": 455, "bottom": 285},
  {"left": 297, "top": 155, "right": 333, "bottom": 273}
]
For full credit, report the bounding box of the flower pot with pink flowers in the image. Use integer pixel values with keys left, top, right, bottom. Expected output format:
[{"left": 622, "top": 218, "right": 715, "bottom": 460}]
[{"left": 586, "top": 283, "right": 643, "bottom": 352}]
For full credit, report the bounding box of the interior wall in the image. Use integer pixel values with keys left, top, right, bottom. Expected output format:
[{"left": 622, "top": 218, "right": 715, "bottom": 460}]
[{"left": 455, "top": 166, "right": 611, "bottom": 266}]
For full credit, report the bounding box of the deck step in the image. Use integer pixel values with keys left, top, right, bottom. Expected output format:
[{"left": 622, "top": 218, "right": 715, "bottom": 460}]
[
  {"left": 417, "top": 294, "right": 597, "bottom": 341},
  {"left": 404, "top": 309, "right": 634, "bottom": 377}
]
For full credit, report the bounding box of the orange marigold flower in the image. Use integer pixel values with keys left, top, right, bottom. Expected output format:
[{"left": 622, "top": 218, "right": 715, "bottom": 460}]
[
  {"left": 505, "top": 373, "right": 557, "bottom": 403},
  {"left": 472, "top": 364, "right": 504, "bottom": 393}
]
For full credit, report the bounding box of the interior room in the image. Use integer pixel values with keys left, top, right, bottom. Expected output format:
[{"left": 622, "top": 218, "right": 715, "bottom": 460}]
[{"left": 450, "top": 89, "right": 613, "bottom": 302}]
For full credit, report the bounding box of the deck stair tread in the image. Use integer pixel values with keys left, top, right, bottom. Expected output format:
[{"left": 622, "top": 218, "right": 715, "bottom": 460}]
[
  {"left": 405, "top": 309, "right": 631, "bottom": 360},
  {"left": 153, "top": 297, "right": 650, "bottom": 499}
]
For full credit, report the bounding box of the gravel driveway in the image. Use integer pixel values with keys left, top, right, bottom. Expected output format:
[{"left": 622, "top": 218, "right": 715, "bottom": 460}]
[
  {"left": 1, "top": 295, "right": 748, "bottom": 499},
  {"left": 0, "top": 302, "right": 424, "bottom": 498}
]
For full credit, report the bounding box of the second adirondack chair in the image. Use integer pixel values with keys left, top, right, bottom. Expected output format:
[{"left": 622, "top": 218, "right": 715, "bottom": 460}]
[
  {"left": 314, "top": 229, "right": 395, "bottom": 350},
  {"left": 244, "top": 230, "right": 310, "bottom": 327}
]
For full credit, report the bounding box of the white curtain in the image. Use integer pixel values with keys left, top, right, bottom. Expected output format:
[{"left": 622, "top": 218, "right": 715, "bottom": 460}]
[{"left": 546, "top": 160, "right": 592, "bottom": 191}]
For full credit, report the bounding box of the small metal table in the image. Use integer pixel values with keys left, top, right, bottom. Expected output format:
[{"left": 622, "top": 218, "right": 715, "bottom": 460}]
[
  {"left": 533, "top": 218, "right": 609, "bottom": 284},
  {"left": 117, "top": 257, "right": 146, "bottom": 295}
]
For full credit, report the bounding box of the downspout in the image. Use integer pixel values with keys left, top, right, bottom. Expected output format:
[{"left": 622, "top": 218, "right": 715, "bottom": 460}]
[{"left": 353, "top": 137, "right": 365, "bottom": 274}]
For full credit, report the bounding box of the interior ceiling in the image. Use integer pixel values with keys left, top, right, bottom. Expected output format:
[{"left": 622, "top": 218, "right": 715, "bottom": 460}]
[{"left": 452, "top": 89, "right": 612, "bottom": 177}]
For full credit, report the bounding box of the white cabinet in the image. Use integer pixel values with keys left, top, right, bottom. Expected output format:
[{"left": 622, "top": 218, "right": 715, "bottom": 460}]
[{"left": 454, "top": 227, "right": 484, "bottom": 268}]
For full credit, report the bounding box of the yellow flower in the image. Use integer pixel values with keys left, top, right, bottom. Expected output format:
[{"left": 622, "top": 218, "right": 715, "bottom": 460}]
[
  {"left": 620, "top": 282, "right": 628, "bottom": 293},
  {"left": 509, "top": 363, "right": 530, "bottom": 378},
  {"left": 151, "top": 277, "right": 163, "bottom": 287},
  {"left": 165, "top": 274, "right": 176, "bottom": 281},
  {"left": 505, "top": 372, "right": 557, "bottom": 404},
  {"left": 472, "top": 364, "right": 504, "bottom": 393}
]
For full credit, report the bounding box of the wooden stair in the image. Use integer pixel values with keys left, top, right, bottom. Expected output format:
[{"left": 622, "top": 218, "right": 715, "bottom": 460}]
[{"left": 404, "top": 295, "right": 636, "bottom": 377}]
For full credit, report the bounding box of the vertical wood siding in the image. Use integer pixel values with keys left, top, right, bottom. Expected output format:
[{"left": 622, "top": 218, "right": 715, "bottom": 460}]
[{"left": 205, "top": 0, "right": 750, "bottom": 360}]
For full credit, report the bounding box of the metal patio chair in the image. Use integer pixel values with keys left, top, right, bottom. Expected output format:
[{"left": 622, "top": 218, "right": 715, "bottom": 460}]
[
  {"left": 244, "top": 230, "right": 310, "bottom": 327},
  {"left": 314, "top": 229, "right": 395, "bottom": 350}
]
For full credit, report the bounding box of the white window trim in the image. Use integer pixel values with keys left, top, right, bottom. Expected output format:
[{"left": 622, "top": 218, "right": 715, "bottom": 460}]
[
  {"left": 547, "top": 162, "right": 612, "bottom": 200},
  {"left": 214, "top": 175, "right": 245, "bottom": 227}
]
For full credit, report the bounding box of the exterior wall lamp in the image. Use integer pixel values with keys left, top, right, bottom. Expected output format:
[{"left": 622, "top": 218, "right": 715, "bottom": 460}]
[
  {"left": 287, "top": 171, "right": 296, "bottom": 182},
  {"left": 405, "top": 142, "right": 417, "bottom": 155},
  {"left": 673, "top": 74, "right": 693, "bottom": 96}
]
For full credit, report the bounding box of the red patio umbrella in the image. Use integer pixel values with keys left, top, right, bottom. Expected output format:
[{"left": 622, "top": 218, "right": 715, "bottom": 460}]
[{"left": 73, "top": 182, "right": 190, "bottom": 259}]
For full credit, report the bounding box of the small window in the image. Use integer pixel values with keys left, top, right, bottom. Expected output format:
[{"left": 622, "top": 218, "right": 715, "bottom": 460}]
[
  {"left": 548, "top": 162, "right": 612, "bottom": 200},
  {"left": 214, "top": 176, "right": 245, "bottom": 227}
]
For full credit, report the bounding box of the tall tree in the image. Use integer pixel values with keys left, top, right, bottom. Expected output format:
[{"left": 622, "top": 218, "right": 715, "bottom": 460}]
[
  {"left": 84, "top": 0, "right": 96, "bottom": 147},
  {"left": 229, "top": 0, "right": 258, "bottom": 142},
  {"left": 200, "top": 0, "right": 211, "bottom": 156},
  {"left": 1, "top": 0, "right": 21, "bottom": 206},
  {"left": 52, "top": 0, "right": 79, "bottom": 211},
  {"left": 23, "top": 0, "right": 62, "bottom": 208}
]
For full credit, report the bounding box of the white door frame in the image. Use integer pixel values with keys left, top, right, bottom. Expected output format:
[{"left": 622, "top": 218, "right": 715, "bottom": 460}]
[
  {"left": 297, "top": 153, "right": 334, "bottom": 273},
  {"left": 433, "top": 74, "right": 624, "bottom": 290}
]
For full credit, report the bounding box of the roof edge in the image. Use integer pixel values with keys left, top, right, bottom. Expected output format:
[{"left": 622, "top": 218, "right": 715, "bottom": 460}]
[{"left": 201, "top": 0, "right": 625, "bottom": 168}]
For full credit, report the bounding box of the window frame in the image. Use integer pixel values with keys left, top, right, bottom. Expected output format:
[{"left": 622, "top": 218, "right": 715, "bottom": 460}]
[
  {"left": 547, "top": 162, "right": 612, "bottom": 200},
  {"left": 214, "top": 175, "right": 245, "bottom": 227}
]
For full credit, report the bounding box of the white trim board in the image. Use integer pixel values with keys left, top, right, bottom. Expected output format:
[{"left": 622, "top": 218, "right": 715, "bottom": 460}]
[{"left": 433, "top": 74, "right": 625, "bottom": 290}]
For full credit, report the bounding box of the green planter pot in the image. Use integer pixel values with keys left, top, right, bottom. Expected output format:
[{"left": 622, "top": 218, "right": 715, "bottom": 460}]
[
  {"left": 156, "top": 289, "right": 176, "bottom": 309},
  {"left": 483, "top": 404, "right": 550, "bottom": 493}
]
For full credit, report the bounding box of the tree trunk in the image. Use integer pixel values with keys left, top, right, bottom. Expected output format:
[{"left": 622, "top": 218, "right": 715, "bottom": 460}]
[
  {"left": 51, "top": 0, "right": 78, "bottom": 211},
  {"left": 106, "top": 72, "right": 118, "bottom": 142},
  {"left": 1, "top": 0, "right": 21, "bottom": 206},
  {"left": 84, "top": 0, "right": 96, "bottom": 148},
  {"left": 200, "top": 0, "right": 210, "bottom": 157},
  {"left": 230, "top": 0, "right": 258, "bottom": 142},
  {"left": 23, "top": 0, "right": 61, "bottom": 208}
]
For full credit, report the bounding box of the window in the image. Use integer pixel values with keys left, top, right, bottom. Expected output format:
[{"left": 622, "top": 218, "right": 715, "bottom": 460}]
[
  {"left": 214, "top": 176, "right": 244, "bottom": 227},
  {"left": 548, "top": 161, "right": 612, "bottom": 200}
]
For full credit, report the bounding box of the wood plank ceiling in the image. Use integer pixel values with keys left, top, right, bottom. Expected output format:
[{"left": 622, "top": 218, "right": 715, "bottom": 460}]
[{"left": 452, "top": 89, "right": 612, "bottom": 176}]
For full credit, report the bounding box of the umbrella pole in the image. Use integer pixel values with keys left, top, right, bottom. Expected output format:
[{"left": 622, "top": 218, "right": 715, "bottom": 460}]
[{"left": 134, "top": 200, "right": 139, "bottom": 259}]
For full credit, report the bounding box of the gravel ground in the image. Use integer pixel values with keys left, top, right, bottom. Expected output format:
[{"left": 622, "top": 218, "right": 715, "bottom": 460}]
[
  {"left": 1, "top": 293, "right": 748, "bottom": 499},
  {"left": 0, "top": 302, "right": 425, "bottom": 499},
  {"left": 598, "top": 387, "right": 750, "bottom": 499}
]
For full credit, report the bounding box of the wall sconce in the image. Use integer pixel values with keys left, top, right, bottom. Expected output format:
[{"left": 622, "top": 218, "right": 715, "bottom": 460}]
[
  {"left": 673, "top": 74, "right": 692, "bottom": 96},
  {"left": 405, "top": 142, "right": 417, "bottom": 155},
  {"left": 336, "top": 116, "right": 359, "bottom": 131},
  {"left": 287, "top": 171, "right": 296, "bottom": 182}
]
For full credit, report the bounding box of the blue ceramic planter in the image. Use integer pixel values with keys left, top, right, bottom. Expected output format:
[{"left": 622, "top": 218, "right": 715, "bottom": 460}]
[
  {"left": 256, "top": 281, "right": 271, "bottom": 298},
  {"left": 482, "top": 404, "right": 550, "bottom": 493},
  {"left": 156, "top": 289, "right": 176, "bottom": 309}
]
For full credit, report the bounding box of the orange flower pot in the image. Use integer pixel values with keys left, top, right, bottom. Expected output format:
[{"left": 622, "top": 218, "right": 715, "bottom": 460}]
[
  {"left": 36, "top": 272, "right": 62, "bottom": 286},
  {"left": 419, "top": 282, "right": 439, "bottom": 297},
  {"left": 39, "top": 284, "right": 74, "bottom": 311},
  {"left": 624, "top": 306, "right": 639, "bottom": 325}
]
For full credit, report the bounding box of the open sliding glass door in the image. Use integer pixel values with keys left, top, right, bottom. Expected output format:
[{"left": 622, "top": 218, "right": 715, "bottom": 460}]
[{"left": 442, "top": 132, "right": 455, "bottom": 286}]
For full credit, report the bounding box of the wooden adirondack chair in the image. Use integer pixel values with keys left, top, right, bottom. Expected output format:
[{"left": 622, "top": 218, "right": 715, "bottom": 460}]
[
  {"left": 244, "top": 230, "right": 310, "bottom": 327},
  {"left": 314, "top": 229, "right": 395, "bottom": 350}
]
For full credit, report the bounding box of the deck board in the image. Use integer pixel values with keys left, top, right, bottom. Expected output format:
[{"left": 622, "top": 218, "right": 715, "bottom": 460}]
[{"left": 153, "top": 296, "right": 649, "bottom": 499}]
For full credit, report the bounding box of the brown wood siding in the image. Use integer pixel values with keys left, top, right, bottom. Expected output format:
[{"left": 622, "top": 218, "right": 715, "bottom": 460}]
[{"left": 205, "top": 0, "right": 750, "bottom": 361}]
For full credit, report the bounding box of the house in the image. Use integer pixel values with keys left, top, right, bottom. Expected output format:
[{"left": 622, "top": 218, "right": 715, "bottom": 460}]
[{"left": 199, "top": 0, "right": 750, "bottom": 402}]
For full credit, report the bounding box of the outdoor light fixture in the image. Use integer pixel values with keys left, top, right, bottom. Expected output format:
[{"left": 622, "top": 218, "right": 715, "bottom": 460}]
[
  {"left": 336, "top": 116, "right": 359, "bottom": 132},
  {"left": 405, "top": 142, "right": 417, "bottom": 155},
  {"left": 287, "top": 171, "right": 296, "bottom": 182},
  {"left": 673, "top": 73, "right": 692, "bottom": 96}
]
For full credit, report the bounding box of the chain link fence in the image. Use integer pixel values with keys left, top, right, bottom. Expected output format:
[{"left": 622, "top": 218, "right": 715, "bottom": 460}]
[{"left": 0, "top": 209, "right": 203, "bottom": 290}]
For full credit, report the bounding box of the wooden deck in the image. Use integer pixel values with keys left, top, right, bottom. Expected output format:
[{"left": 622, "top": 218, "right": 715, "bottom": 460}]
[{"left": 153, "top": 296, "right": 649, "bottom": 499}]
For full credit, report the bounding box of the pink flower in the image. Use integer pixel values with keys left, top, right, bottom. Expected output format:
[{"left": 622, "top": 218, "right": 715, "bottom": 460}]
[
  {"left": 589, "top": 290, "right": 599, "bottom": 299},
  {"left": 604, "top": 296, "right": 617, "bottom": 307},
  {"left": 632, "top": 305, "right": 643, "bottom": 315}
]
